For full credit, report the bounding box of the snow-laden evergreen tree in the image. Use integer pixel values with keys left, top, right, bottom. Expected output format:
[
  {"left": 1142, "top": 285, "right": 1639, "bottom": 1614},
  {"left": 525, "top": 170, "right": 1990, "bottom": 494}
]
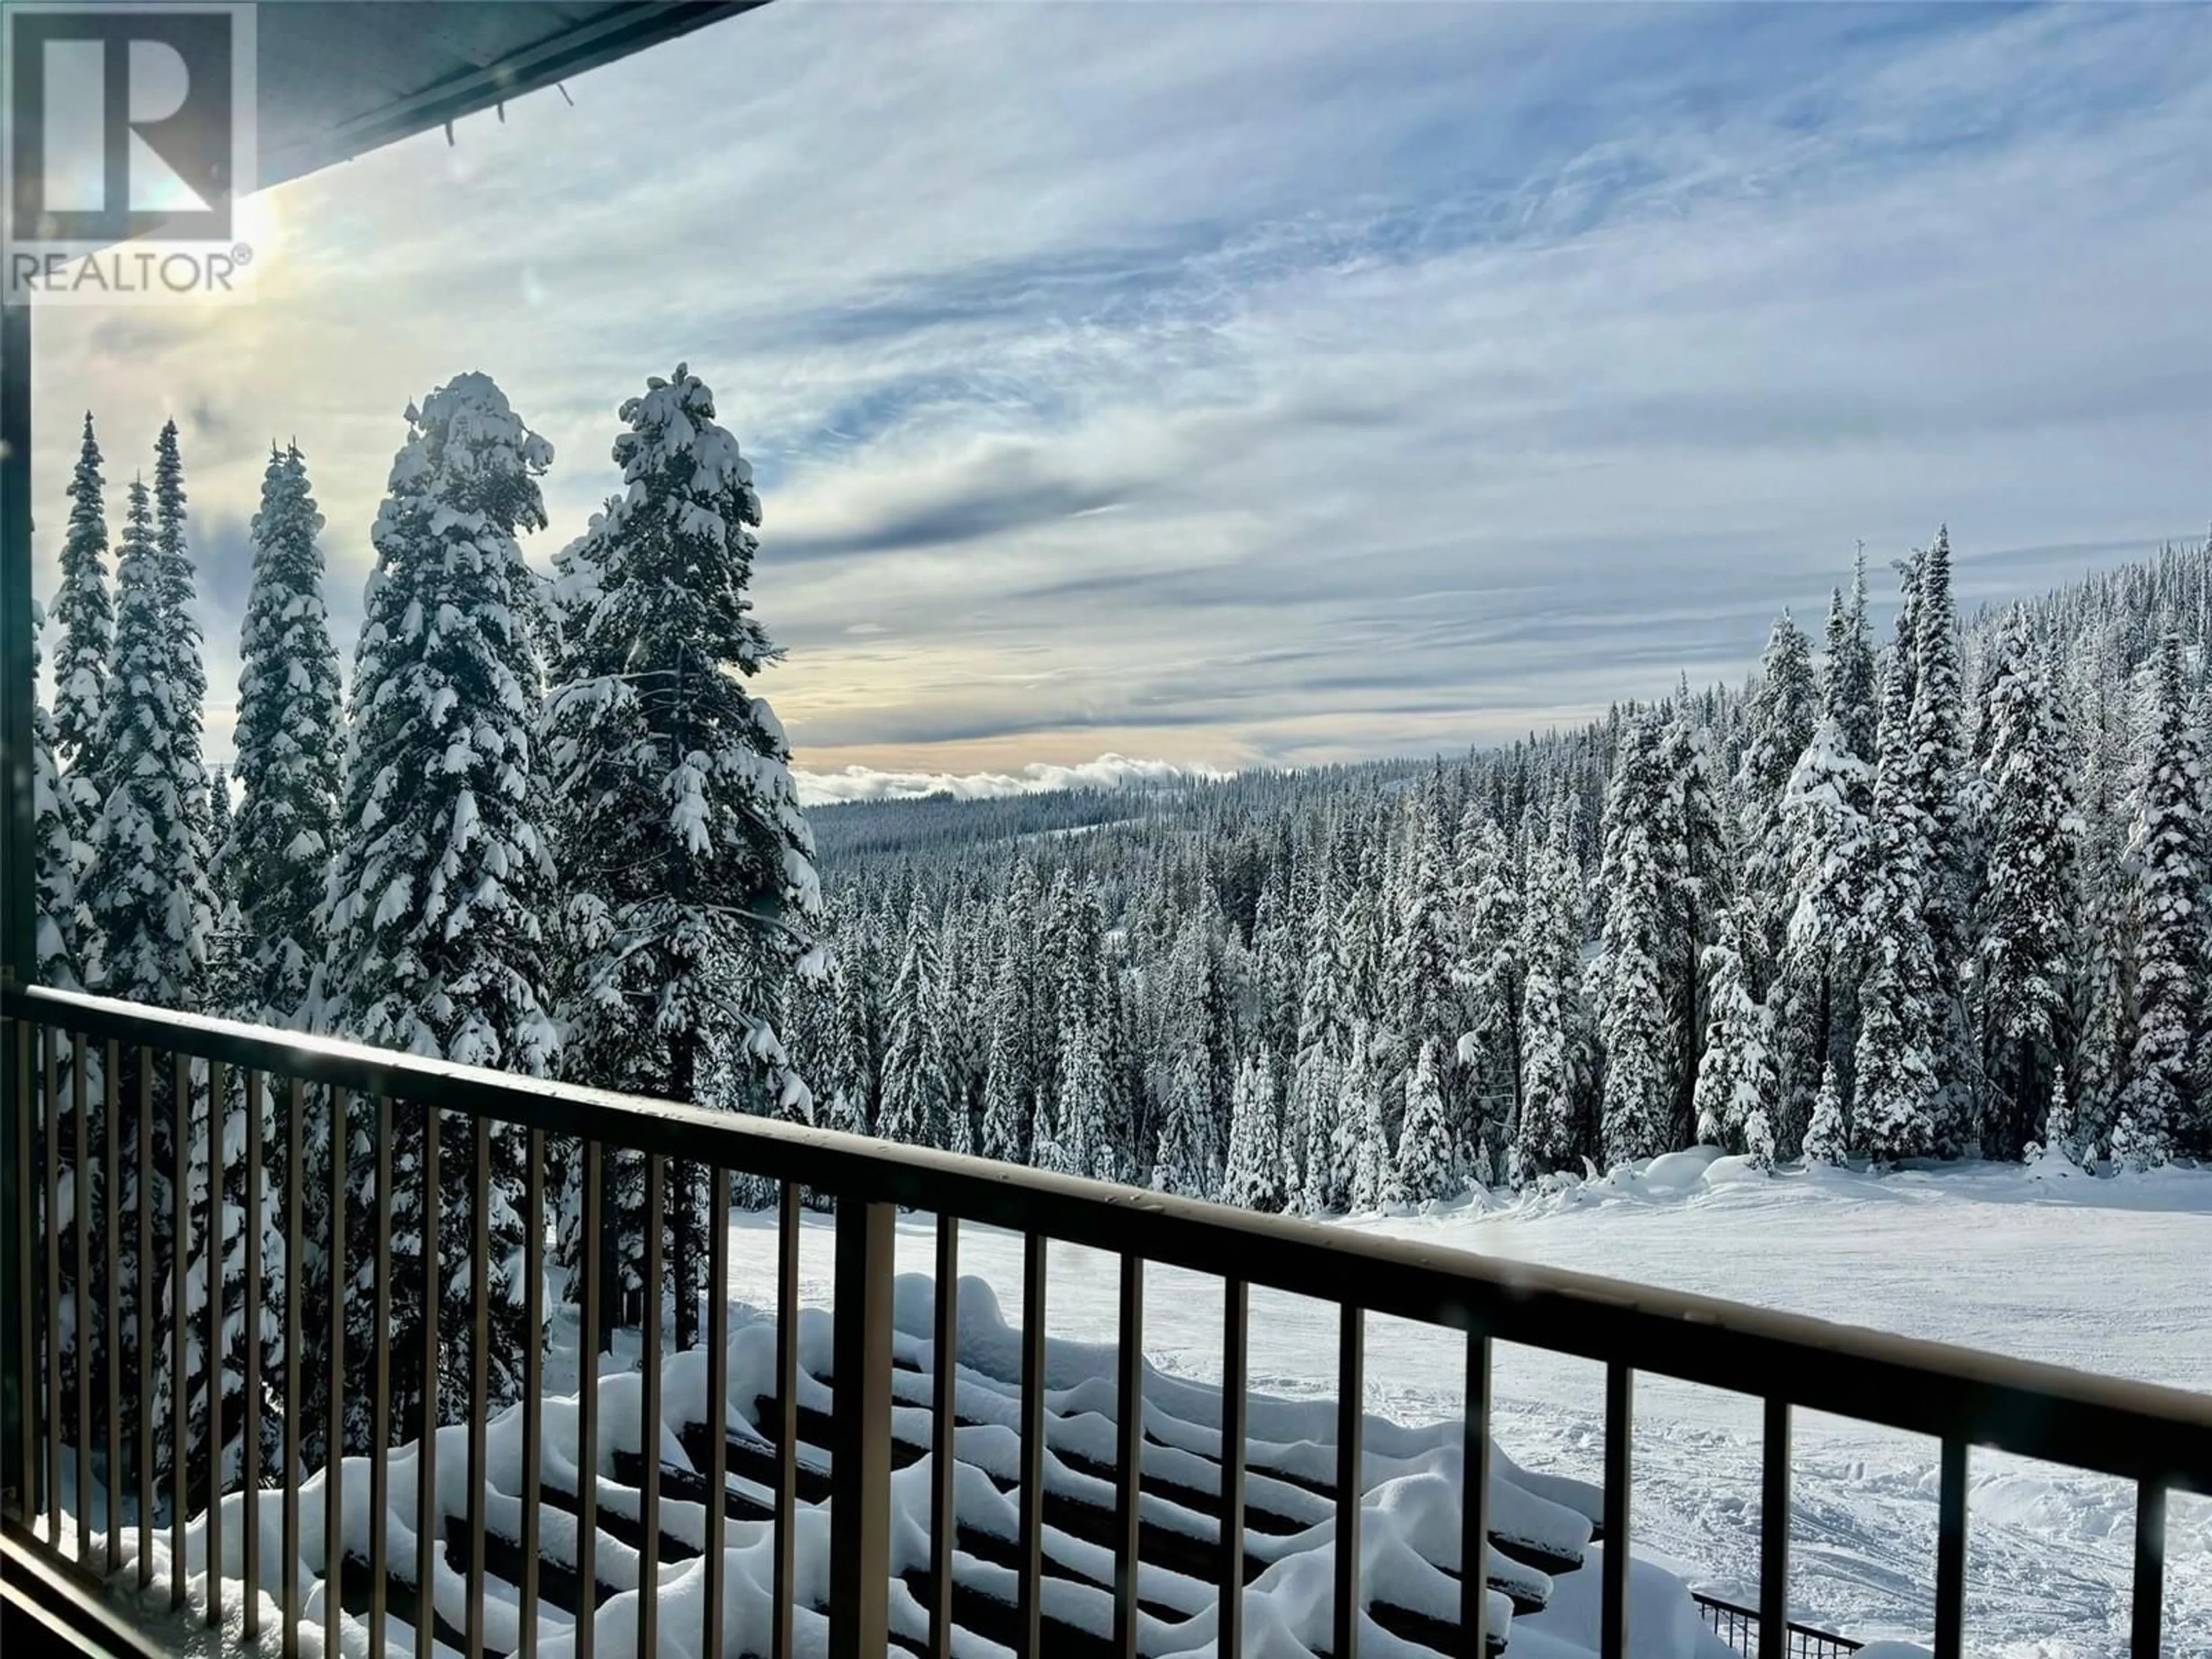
[
  {"left": 544, "top": 366, "right": 820, "bottom": 1346},
  {"left": 85, "top": 472, "right": 213, "bottom": 1009},
  {"left": 323, "top": 374, "right": 559, "bottom": 1442},
  {"left": 1830, "top": 550, "right": 1881, "bottom": 769},
  {"left": 2066, "top": 618, "right": 2138, "bottom": 1147},
  {"left": 1347, "top": 1035, "right": 1395, "bottom": 1211},
  {"left": 1973, "top": 607, "right": 2080, "bottom": 1157},
  {"left": 1052, "top": 1017, "right": 1115, "bottom": 1181},
  {"left": 1769, "top": 695, "right": 1875, "bottom": 1146},
  {"left": 824, "top": 895, "right": 887, "bottom": 1136},
  {"left": 1736, "top": 612, "right": 1820, "bottom": 974},
  {"left": 1152, "top": 907, "right": 1231, "bottom": 1188},
  {"left": 1451, "top": 805, "right": 1521, "bottom": 1163},
  {"left": 2033, "top": 1069, "right": 2077, "bottom": 1168},
  {"left": 1661, "top": 697, "right": 1726, "bottom": 1147},
  {"left": 979, "top": 947, "right": 1033, "bottom": 1164},
  {"left": 1594, "top": 712, "right": 1677, "bottom": 1167},
  {"left": 81, "top": 452, "right": 213, "bottom": 1491},
  {"left": 1394, "top": 792, "right": 1460, "bottom": 1080},
  {"left": 1802, "top": 1060, "right": 1848, "bottom": 1167},
  {"left": 1738, "top": 613, "right": 1820, "bottom": 830},
  {"left": 228, "top": 441, "right": 342, "bottom": 1028},
  {"left": 204, "top": 768, "right": 234, "bottom": 904},
  {"left": 1296, "top": 1044, "right": 1342, "bottom": 1215},
  {"left": 202, "top": 767, "right": 252, "bottom": 1017},
  {"left": 31, "top": 600, "right": 107, "bottom": 1462},
  {"left": 878, "top": 903, "right": 951, "bottom": 1147},
  {"left": 1854, "top": 642, "right": 1942, "bottom": 1165},
  {"left": 1907, "top": 528, "right": 1973, "bottom": 1145},
  {"left": 150, "top": 418, "right": 207, "bottom": 768},
  {"left": 53, "top": 411, "right": 112, "bottom": 779},
  {"left": 1692, "top": 902, "right": 1776, "bottom": 1155},
  {"left": 1152, "top": 1046, "right": 1214, "bottom": 1197},
  {"left": 2111, "top": 630, "right": 2206, "bottom": 1164},
  {"left": 32, "top": 603, "right": 84, "bottom": 988},
  {"left": 1221, "top": 1049, "right": 1285, "bottom": 1210},
  {"left": 1393, "top": 1039, "right": 1457, "bottom": 1202},
  {"left": 1514, "top": 794, "right": 1585, "bottom": 1184},
  {"left": 1028, "top": 1072, "right": 1067, "bottom": 1175},
  {"left": 1290, "top": 888, "right": 1355, "bottom": 1204}
]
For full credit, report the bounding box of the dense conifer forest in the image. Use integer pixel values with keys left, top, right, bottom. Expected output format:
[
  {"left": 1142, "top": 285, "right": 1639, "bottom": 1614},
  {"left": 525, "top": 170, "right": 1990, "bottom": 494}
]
[{"left": 789, "top": 540, "right": 2212, "bottom": 1203}]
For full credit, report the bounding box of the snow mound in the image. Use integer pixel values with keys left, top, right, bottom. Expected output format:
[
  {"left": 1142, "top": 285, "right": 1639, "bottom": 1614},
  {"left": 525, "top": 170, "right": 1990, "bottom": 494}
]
[{"left": 47, "top": 1267, "right": 1741, "bottom": 1658}]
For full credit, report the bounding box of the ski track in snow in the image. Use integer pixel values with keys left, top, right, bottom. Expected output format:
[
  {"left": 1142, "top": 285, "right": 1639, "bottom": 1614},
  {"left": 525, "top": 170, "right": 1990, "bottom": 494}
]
[{"left": 713, "top": 1158, "right": 2211, "bottom": 1658}]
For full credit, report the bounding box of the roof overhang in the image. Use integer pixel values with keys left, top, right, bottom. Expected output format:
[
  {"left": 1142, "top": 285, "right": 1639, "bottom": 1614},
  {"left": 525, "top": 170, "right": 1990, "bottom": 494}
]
[{"left": 255, "top": 1, "right": 766, "bottom": 191}]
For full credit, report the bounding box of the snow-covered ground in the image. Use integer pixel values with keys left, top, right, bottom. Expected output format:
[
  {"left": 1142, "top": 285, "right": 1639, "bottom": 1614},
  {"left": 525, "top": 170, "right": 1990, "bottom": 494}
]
[
  {"left": 722, "top": 1153, "right": 2212, "bottom": 1658},
  {"left": 40, "top": 1154, "right": 2206, "bottom": 1658}
]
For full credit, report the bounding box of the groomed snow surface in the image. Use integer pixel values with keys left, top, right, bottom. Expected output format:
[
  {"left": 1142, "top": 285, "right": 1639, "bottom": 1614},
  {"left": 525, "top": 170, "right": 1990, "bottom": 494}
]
[{"left": 41, "top": 1155, "right": 2206, "bottom": 1658}]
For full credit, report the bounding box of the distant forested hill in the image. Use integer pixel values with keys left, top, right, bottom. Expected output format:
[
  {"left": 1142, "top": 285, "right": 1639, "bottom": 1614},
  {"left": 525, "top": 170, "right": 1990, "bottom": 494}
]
[{"left": 786, "top": 538, "right": 2211, "bottom": 1210}]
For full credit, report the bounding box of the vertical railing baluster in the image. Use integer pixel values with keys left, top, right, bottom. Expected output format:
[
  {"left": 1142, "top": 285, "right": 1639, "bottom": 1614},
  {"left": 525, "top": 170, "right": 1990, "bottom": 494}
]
[
  {"left": 169, "top": 1048, "right": 186, "bottom": 1608},
  {"left": 828, "top": 1196, "right": 895, "bottom": 1659},
  {"left": 11, "top": 1022, "right": 33, "bottom": 1529},
  {"left": 1601, "top": 1363, "right": 1633, "bottom": 1659},
  {"left": 1112, "top": 1253, "right": 1143, "bottom": 1659},
  {"left": 132, "top": 1057, "right": 152, "bottom": 1592},
  {"left": 2130, "top": 1480, "right": 2164, "bottom": 1658},
  {"left": 281, "top": 1076, "right": 302, "bottom": 1647},
  {"left": 704, "top": 1163, "right": 729, "bottom": 1659},
  {"left": 370, "top": 1098, "right": 393, "bottom": 1659},
  {"left": 638, "top": 1152, "right": 664, "bottom": 1659},
  {"left": 1933, "top": 1439, "right": 1966, "bottom": 1659},
  {"left": 43, "top": 1028, "right": 60, "bottom": 1546},
  {"left": 10, "top": 1022, "right": 30, "bottom": 1527},
  {"left": 416, "top": 1103, "right": 441, "bottom": 1659},
  {"left": 205, "top": 1054, "right": 224, "bottom": 1626},
  {"left": 1016, "top": 1231, "right": 1047, "bottom": 1659},
  {"left": 1460, "top": 1330, "right": 1492, "bottom": 1658},
  {"left": 327, "top": 1087, "right": 347, "bottom": 1659},
  {"left": 101, "top": 1039, "right": 120, "bottom": 1578},
  {"left": 137, "top": 1050, "right": 154, "bottom": 1593},
  {"left": 576, "top": 1139, "right": 601, "bottom": 1659},
  {"left": 1220, "top": 1277, "right": 1247, "bottom": 1659},
  {"left": 1334, "top": 1303, "right": 1363, "bottom": 1659},
  {"left": 1759, "top": 1397, "right": 1790, "bottom": 1659},
  {"left": 771, "top": 1180, "right": 798, "bottom": 1659},
  {"left": 929, "top": 1213, "right": 959, "bottom": 1659},
  {"left": 522, "top": 1128, "right": 545, "bottom": 1659},
  {"left": 242, "top": 1069, "right": 262, "bottom": 1634},
  {"left": 70, "top": 1033, "right": 89, "bottom": 1569},
  {"left": 672, "top": 1161, "right": 692, "bottom": 1354},
  {"left": 467, "top": 1116, "right": 492, "bottom": 1659}
]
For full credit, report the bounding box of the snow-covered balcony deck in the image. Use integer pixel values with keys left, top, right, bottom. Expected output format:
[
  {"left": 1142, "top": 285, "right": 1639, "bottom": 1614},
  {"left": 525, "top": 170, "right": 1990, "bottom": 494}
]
[{"left": 3, "top": 982, "right": 2206, "bottom": 1659}]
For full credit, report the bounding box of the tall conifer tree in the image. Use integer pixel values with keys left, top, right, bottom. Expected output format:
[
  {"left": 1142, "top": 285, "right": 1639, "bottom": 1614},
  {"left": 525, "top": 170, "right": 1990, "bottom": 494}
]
[
  {"left": 230, "top": 442, "right": 342, "bottom": 1027},
  {"left": 1974, "top": 607, "right": 2079, "bottom": 1156},
  {"left": 324, "top": 374, "right": 559, "bottom": 1440},
  {"left": 54, "top": 412, "right": 112, "bottom": 779},
  {"left": 2111, "top": 631, "right": 2207, "bottom": 1164},
  {"left": 544, "top": 366, "right": 819, "bottom": 1342}
]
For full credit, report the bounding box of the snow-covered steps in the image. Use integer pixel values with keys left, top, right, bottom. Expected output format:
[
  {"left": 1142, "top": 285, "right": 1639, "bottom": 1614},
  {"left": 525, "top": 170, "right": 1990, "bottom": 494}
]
[{"left": 85, "top": 1267, "right": 1748, "bottom": 1658}]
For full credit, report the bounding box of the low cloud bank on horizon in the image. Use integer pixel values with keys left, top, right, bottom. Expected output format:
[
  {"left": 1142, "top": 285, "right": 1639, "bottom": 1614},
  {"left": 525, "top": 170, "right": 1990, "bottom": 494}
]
[{"left": 794, "top": 753, "right": 1228, "bottom": 808}]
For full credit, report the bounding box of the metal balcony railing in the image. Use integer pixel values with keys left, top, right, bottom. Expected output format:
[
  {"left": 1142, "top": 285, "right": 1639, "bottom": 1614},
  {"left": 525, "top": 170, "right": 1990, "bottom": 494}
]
[
  {"left": 2, "top": 982, "right": 2208, "bottom": 1659},
  {"left": 1692, "top": 1592, "right": 1861, "bottom": 1657}
]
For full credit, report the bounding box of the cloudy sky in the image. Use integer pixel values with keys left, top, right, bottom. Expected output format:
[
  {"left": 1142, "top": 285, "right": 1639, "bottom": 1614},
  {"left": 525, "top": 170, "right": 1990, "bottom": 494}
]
[{"left": 30, "top": 0, "right": 2212, "bottom": 792}]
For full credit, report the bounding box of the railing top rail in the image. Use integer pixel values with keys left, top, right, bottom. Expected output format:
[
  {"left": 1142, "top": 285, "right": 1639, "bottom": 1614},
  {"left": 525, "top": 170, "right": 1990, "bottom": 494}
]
[{"left": 12, "top": 981, "right": 2211, "bottom": 1494}]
